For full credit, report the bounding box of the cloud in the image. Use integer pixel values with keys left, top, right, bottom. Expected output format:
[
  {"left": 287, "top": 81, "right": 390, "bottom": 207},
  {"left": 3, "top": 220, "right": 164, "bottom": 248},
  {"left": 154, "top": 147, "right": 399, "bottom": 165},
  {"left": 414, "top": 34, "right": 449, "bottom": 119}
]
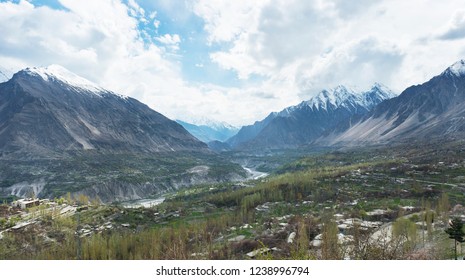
[
  {"left": 294, "top": 37, "right": 405, "bottom": 98},
  {"left": 330, "top": 0, "right": 383, "bottom": 19},
  {"left": 195, "top": 0, "right": 465, "bottom": 101},
  {"left": 0, "top": 0, "right": 280, "bottom": 126},
  {"left": 438, "top": 10, "right": 465, "bottom": 40},
  {"left": 2, "top": 0, "right": 465, "bottom": 126},
  {"left": 195, "top": 0, "right": 404, "bottom": 99},
  {"left": 193, "top": 1, "right": 268, "bottom": 44},
  {"left": 155, "top": 34, "right": 181, "bottom": 45}
]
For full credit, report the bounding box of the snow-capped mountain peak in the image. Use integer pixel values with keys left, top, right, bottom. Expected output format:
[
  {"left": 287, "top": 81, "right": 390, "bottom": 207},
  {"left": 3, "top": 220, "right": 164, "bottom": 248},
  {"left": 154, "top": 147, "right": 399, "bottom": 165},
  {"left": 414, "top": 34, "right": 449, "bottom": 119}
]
[
  {"left": 371, "top": 82, "right": 390, "bottom": 93},
  {"left": 183, "top": 116, "right": 238, "bottom": 130},
  {"left": 176, "top": 118, "right": 239, "bottom": 143},
  {"left": 443, "top": 59, "right": 465, "bottom": 77},
  {"left": 368, "top": 82, "right": 397, "bottom": 98},
  {"left": 25, "top": 65, "right": 102, "bottom": 92},
  {"left": 20, "top": 64, "right": 129, "bottom": 99},
  {"left": 306, "top": 85, "right": 359, "bottom": 111},
  {"left": 277, "top": 84, "right": 395, "bottom": 116}
]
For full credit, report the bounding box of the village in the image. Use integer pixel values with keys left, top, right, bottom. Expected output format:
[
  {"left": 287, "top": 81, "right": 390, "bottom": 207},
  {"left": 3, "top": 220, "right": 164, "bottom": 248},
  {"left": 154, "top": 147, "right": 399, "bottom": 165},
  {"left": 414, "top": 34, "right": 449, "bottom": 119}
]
[{"left": 1, "top": 150, "right": 465, "bottom": 259}]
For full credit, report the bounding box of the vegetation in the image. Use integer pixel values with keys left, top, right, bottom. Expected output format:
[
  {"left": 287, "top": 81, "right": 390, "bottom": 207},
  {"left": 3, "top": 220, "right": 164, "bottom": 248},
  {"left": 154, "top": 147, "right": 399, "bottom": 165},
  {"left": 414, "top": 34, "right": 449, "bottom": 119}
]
[
  {"left": 445, "top": 217, "right": 465, "bottom": 260},
  {"left": 0, "top": 151, "right": 246, "bottom": 201},
  {"left": 1, "top": 144, "right": 465, "bottom": 260}
]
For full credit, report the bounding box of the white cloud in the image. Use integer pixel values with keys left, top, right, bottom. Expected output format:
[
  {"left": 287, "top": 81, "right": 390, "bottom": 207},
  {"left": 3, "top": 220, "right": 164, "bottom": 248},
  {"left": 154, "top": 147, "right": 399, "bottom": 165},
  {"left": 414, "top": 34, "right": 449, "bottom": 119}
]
[
  {"left": 155, "top": 34, "right": 181, "bottom": 45},
  {"left": 438, "top": 10, "right": 465, "bottom": 40},
  {"left": 0, "top": 0, "right": 274, "bottom": 126},
  {"left": 127, "top": 0, "right": 145, "bottom": 18},
  {"left": 294, "top": 37, "right": 405, "bottom": 97},
  {"left": 193, "top": 1, "right": 269, "bottom": 44},
  {"left": 0, "top": 0, "right": 183, "bottom": 111},
  {"left": 195, "top": 0, "right": 465, "bottom": 102}
]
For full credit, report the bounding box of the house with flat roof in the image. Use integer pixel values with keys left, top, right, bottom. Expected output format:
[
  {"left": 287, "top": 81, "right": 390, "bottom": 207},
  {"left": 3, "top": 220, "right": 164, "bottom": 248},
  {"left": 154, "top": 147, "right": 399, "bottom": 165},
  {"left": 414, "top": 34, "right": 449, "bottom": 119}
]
[{"left": 12, "top": 198, "right": 40, "bottom": 210}]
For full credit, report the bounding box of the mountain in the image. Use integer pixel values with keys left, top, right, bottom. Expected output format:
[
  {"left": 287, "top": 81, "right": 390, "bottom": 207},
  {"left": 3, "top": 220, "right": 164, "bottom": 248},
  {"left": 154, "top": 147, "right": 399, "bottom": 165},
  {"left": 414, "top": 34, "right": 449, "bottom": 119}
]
[
  {"left": 207, "top": 140, "right": 232, "bottom": 152},
  {"left": 226, "top": 113, "right": 278, "bottom": 148},
  {"left": 228, "top": 84, "right": 396, "bottom": 150},
  {"left": 0, "top": 65, "right": 246, "bottom": 202},
  {"left": 176, "top": 119, "right": 238, "bottom": 143},
  {"left": 321, "top": 60, "right": 465, "bottom": 145},
  {"left": 0, "top": 65, "right": 207, "bottom": 157}
]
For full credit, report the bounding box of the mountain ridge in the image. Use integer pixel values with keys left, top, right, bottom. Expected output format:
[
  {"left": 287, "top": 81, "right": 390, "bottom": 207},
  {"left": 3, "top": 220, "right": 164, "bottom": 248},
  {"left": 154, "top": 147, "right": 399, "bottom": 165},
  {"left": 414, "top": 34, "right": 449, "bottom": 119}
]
[
  {"left": 319, "top": 59, "right": 465, "bottom": 146},
  {"left": 176, "top": 119, "right": 238, "bottom": 143},
  {"left": 0, "top": 65, "right": 208, "bottom": 157},
  {"left": 227, "top": 83, "right": 396, "bottom": 150}
]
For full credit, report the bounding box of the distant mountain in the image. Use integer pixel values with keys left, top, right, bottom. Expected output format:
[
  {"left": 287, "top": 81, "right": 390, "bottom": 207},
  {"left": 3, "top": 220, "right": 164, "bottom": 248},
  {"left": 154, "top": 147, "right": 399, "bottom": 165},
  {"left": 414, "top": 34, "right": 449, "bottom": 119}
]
[
  {"left": 226, "top": 113, "right": 278, "bottom": 148},
  {"left": 0, "top": 65, "right": 208, "bottom": 157},
  {"left": 207, "top": 140, "right": 232, "bottom": 152},
  {"left": 320, "top": 60, "right": 465, "bottom": 145},
  {"left": 228, "top": 84, "right": 396, "bottom": 150},
  {"left": 176, "top": 119, "right": 238, "bottom": 143}
]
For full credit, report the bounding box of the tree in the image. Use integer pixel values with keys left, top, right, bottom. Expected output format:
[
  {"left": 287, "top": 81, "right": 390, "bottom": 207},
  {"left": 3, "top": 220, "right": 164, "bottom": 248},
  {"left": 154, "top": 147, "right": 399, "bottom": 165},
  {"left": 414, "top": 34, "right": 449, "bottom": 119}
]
[
  {"left": 445, "top": 217, "right": 465, "bottom": 260},
  {"left": 392, "top": 218, "right": 417, "bottom": 256},
  {"left": 321, "top": 218, "right": 340, "bottom": 259},
  {"left": 437, "top": 193, "right": 450, "bottom": 224}
]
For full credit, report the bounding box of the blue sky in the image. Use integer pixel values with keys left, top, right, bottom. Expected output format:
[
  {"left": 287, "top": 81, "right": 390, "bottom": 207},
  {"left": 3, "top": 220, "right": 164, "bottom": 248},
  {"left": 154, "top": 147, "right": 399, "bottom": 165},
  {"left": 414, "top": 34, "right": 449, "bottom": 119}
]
[{"left": 1, "top": 0, "right": 465, "bottom": 126}]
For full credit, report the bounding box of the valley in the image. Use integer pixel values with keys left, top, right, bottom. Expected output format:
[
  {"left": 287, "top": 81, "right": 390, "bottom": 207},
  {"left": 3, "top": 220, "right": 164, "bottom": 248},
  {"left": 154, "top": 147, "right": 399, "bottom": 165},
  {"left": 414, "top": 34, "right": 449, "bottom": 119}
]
[
  {"left": 1, "top": 143, "right": 464, "bottom": 260},
  {"left": 1, "top": 61, "right": 465, "bottom": 260}
]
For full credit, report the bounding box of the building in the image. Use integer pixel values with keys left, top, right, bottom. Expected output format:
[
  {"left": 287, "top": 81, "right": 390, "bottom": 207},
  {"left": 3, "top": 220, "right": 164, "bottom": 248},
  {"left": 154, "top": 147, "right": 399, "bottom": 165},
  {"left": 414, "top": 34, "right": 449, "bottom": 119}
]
[{"left": 12, "top": 198, "right": 40, "bottom": 210}]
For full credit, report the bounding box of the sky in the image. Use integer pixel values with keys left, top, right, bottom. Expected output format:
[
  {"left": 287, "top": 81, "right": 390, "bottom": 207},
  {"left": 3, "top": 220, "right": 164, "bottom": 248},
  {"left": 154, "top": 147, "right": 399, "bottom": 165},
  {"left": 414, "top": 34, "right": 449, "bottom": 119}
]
[{"left": 1, "top": 0, "right": 465, "bottom": 126}]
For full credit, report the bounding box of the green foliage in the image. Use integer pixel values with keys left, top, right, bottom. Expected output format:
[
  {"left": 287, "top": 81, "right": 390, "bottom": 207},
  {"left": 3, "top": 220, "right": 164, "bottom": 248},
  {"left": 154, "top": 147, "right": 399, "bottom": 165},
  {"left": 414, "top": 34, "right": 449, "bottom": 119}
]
[
  {"left": 445, "top": 217, "right": 465, "bottom": 260},
  {"left": 0, "top": 217, "right": 6, "bottom": 228},
  {"left": 392, "top": 218, "right": 417, "bottom": 254},
  {"left": 3, "top": 145, "right": 465, "bottom": 260}
]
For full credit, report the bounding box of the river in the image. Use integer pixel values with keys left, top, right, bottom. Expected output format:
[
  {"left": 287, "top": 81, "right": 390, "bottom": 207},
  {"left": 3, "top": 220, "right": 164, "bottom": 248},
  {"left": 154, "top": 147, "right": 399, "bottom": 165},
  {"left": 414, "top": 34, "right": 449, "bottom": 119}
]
[
  {"left": 121, "top": 197, "right": 165, "bottom": 208},
  {"left": 242, "top": 166, "right": 269, "bottom": 180}
]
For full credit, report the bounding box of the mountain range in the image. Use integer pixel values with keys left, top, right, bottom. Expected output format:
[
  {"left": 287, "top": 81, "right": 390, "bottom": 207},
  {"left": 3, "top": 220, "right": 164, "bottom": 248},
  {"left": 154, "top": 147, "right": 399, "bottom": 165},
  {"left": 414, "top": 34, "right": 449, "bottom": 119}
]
[
  {"left": 176, "top": 119, "right": 238, "bottom": 143},
  {"left": 319, "top": 60, "right": 465, "bottom": 145},
  {"left": 2, "top": 59, "right": 465, "bottom": 202},
  {"left": 227, "top": 83, "right": 396, "bottom": 150}
]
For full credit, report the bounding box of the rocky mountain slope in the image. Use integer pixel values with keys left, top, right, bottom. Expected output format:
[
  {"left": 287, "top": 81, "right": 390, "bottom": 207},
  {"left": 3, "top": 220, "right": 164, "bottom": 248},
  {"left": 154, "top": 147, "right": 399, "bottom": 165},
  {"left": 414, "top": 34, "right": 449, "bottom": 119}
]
[
  {"left": 0, "top": 65, "right": 245, "bottom": 202},
  {"left": 228, "top": 84, "right": 396, "bottom": 150},
  {"left": 0, "top": 65, "right": 207, "bottom": 158},
  {"left": 320, "top": 60, "right": 465, "bottom": 145}
]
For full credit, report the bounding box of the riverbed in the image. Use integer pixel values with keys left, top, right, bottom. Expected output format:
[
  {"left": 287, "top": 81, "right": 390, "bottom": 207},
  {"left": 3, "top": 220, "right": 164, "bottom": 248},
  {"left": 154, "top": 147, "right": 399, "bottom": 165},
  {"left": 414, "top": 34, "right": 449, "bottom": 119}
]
[
  {"left": 121, "top": 197, "right": 165, "bottom": 208},
  {"left": 242, "top": 166, "right": 269, "bottom": 180}
]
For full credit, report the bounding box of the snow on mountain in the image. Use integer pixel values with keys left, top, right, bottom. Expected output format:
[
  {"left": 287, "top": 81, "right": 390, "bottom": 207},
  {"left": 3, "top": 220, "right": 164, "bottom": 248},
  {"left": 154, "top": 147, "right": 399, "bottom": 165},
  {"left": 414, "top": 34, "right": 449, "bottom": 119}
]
[
  {"left": 321, "top": 59, "right": 465, "bottom": 146},
  {"left": 184, "top": 116, "right": 238, "bottom": 131},
  {"left": 443, "top": 59, "right": 465, "bottom": 77},
  {"left": 279, "top": 83, "right": 396, "bottom": 117},
  {"left": 228, "top": 83, "right": 396, "bottom": 150},
  {"left": 25, "top": 65, "right": 103, "bottom": 92},
  {"left": 23, "top": 65, "right": 128, "bottom": 99},
  {"left": 177, "top": 119, "right": 239, "bottom": 143},
  {"left": 1, "top": 65, "right": 208, "bottom": 155},
  {"left": 305, "top": 85, "right": 359, "bottom": 111}
]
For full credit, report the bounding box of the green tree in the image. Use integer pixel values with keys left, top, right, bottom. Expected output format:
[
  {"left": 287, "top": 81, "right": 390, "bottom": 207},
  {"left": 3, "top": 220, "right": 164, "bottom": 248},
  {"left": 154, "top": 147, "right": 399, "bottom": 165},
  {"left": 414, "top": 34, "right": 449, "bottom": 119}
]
[
  {"left": 437, "top": 193, "right": 450, "bottom": 224},
  {"left": 392, "top": 218, "right": 417, "bottom": 255},
  {"left": 445, "top": 217, "right": 465, "bottom": 260}
]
